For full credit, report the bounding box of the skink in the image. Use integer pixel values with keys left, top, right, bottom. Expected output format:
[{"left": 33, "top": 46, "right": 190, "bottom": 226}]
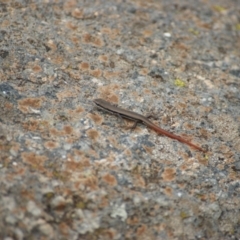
[{"left": 93, "top": 98, "right": 206, "bottom": 153}]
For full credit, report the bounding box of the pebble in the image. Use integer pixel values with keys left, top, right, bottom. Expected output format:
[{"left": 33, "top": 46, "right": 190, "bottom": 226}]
[{"left": 27, "top": 201, "right": 42, "bottom": 217}]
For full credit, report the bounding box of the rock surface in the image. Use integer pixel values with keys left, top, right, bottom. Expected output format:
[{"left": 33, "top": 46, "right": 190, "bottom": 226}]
[{"left": 0, "top": 0, "right": 240, "bottom": 239}]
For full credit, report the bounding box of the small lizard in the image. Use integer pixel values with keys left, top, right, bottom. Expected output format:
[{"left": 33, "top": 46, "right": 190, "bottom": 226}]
[{"left": 93, "top": 98, "right": 206, "bottom": 153}]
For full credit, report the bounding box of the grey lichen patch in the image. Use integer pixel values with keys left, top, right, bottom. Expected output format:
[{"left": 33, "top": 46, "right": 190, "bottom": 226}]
[
  {"left": 0, "top": 82, "right": 21, "bottom": 101},
  {"left": 209, "top": 114, "right": 239, "bottom": 142}
]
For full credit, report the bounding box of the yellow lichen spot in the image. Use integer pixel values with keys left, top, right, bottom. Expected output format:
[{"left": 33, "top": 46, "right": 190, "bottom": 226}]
[
  {"left": 213, "top": 5, "right": 226, "bottom": 12},
  {"left": 188, "top": 28, "right": 199, "bottom": 35},
  {"left": 204, "top": 154, "right": 209, "bottom": 161},
  {"left": 174, "top": 79, "right": 186, "bottom": 87},
  {"left": 180, "top": 211, "right": 189, "bottom": 219},
  {"left": 44, "top": 192, "right": 54, "bottom": 200},
  {"left": 235, "top": 23, "right": 240, "bottom": 31},
  {"left": 76, "top": 201, "right": 86, "bottom": 209}
]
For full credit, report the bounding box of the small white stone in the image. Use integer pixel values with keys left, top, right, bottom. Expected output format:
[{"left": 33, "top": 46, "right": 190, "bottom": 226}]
[
  {"left": 116, "top": 49, "right": 124, "bottom": 54},
  {"left": 75, "top": 209, "right": 84, "bottom": 219},
  {"left": 27, "top": 201, "right": 42, "bottom": 217},
  {"left": 63, "top": 143, "right": 72, "bottom": 150},
  {"left": 51, "top": 195, "right": 66, "bottom": 208},
  {"left": 5, "top": 215, "right": 17, "bottom": 225},
  {"left": 164, "top": 32, "right": 171, "bottom": 37},
  {"left": 10, "top": 148, "right": 18, "bottom": 157},
  {"left": 38, "top": 222, "right": 54, "bottom": 236},
  {"left": 110, "top": 203, "right": 127, "bottom": 221},
  {"left": 133, "top": 196, "right": 141, "bottom": 205},
  {"left": 177, "top": 192, "right": 183, "bottom": 197}
]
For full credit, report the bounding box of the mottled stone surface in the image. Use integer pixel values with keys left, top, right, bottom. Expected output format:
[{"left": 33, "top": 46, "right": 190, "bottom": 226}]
[{"left": 0, "top": 0, "right": 240, "bottom": 239}]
